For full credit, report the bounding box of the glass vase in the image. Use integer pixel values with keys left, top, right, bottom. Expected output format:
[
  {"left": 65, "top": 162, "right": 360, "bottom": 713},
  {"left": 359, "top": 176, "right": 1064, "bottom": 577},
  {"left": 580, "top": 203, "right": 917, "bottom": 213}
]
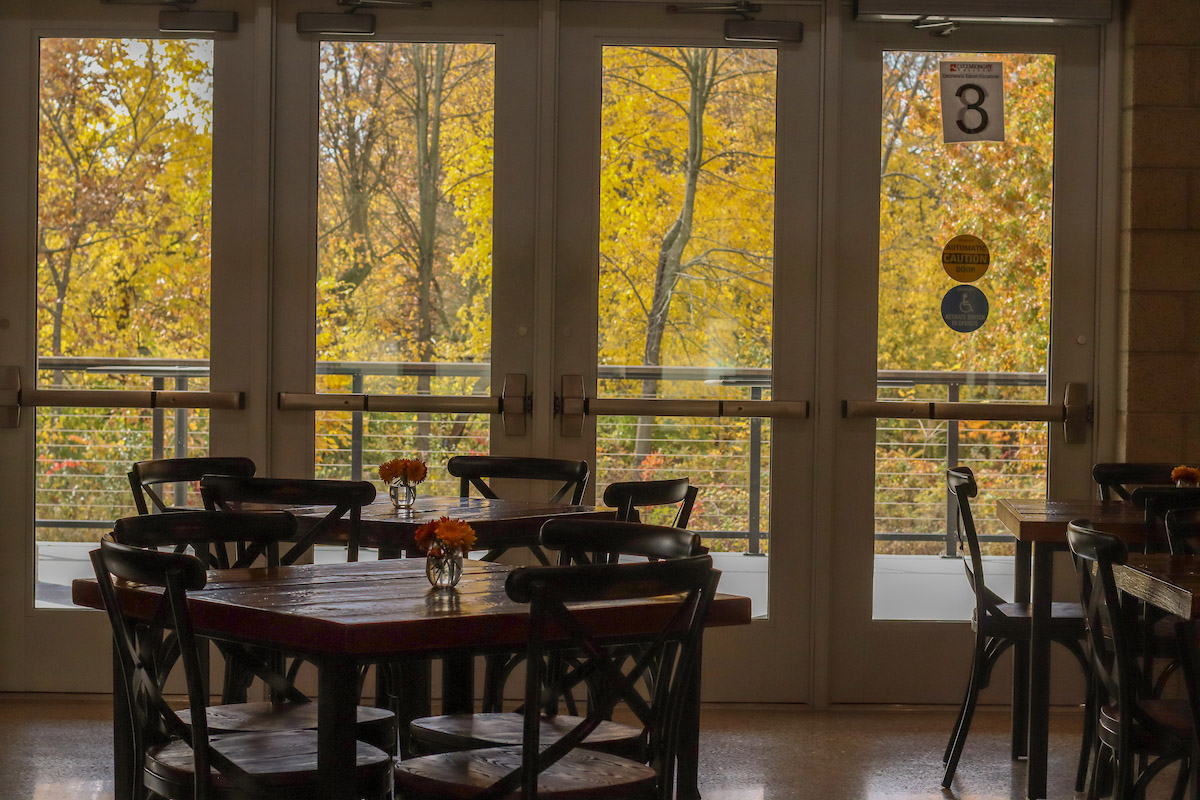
[
  {"left": 426, "top": 550, "right": 463, "bottom": 589},
  {"left": 389, "top": 480, "right": 417, "bottom": 510}
]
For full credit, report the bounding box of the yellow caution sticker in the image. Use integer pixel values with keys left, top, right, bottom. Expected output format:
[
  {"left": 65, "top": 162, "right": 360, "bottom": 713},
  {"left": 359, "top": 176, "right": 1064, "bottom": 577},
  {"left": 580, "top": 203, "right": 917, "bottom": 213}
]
[{"left": 941, "top": 234, "right": 990, "bottom": 282}]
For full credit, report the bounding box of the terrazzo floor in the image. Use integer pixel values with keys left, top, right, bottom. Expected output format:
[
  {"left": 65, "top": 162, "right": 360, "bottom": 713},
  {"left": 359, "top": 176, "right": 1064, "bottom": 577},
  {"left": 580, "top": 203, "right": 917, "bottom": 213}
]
[{"left": 0, "top": 695, "right": 1168, "bottom": 800}]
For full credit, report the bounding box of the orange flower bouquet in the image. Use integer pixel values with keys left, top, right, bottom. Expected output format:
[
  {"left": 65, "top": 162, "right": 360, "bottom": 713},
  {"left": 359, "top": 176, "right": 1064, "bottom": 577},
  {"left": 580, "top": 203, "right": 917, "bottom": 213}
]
[
  {"left": 414, "top": 516, "right": 476, "bottom": 588},
  {"left": 380, "top": 458, "right": 427, "bottom": 510},
  {"left": 1172, "top": 465, "right": 1200, "bottom": 487}
]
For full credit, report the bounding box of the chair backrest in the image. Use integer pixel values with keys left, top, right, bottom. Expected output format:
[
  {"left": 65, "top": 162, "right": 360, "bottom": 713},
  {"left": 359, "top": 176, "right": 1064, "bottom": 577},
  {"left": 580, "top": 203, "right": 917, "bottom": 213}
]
[
  {"left": 946, "top": 467, "right": 1006, "bottom": 620},
  {"left": 90, "top": 538, "right": 216, "bottom": 799},
  {"left": 1066, "top": 521, "right": 1138, "bottom": 739},
  {"left": 540, "top": 518, "right": 703, "bottom": 566},
  {"left": 446, "top": 455, "right": 589, "bottom": 505},
  {"left": 601, "top": 478, "right": 698, "bottom": 529},
  {"left": 128, "top": 457, "right": 256, "bottom": 515},
  {"left": 1166, "top": 507, "right": 1200, "bottom": 555},
  {"left": 201, "top": 475, "right": 376, "bottom": 563},
  {"left": 112, "top": 510, "right": 295, "bottom": 570},
  {"left": 1093, "top": 462, "right": 1176, "bottom": 502},
  {"left": 501, "top": 555, "right": 717, "bottom": 800}
]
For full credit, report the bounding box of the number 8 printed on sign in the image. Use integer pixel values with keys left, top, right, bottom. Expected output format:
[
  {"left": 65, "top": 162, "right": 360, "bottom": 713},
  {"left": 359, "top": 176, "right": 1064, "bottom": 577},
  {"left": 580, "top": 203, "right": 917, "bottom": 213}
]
[{"left": 940, "top": 61, "right": 1005, "bottom": 143}]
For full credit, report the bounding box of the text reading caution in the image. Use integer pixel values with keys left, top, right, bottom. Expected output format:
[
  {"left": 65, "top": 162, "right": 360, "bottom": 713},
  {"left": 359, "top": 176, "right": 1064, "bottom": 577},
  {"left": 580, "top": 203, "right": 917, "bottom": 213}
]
[
  {"left": 941, "top": 234, "right": 990, "bottom": 282},
  {"left": 940, "top": 61, "right": 1005, "bottom": 144}
]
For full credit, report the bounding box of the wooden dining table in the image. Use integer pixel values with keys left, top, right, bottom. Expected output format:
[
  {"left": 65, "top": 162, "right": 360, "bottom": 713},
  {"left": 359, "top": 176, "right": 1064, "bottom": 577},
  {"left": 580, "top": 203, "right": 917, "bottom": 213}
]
[
  {"left": 74, "top": 556, "right": 752, "bottom": 800},
  {"left": 994, "top": 498, "right": 1149, "bottom": 800},
  {"left": 288, "top": 495, "right": 615, "bottom": 558}
]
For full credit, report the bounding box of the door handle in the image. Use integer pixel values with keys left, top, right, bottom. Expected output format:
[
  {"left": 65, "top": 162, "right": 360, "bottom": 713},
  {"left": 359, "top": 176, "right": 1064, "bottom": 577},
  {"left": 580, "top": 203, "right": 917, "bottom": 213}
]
[
  {"left": 0, "top": 366, "right": 244, "bottom": 429},
  {"left": 554, "top": 373, "right": 809, "bottom": 438},
  {"left": 277, "top": 373, "right": 533, "bottom": 436},
  {"left": 842, "top": 381, "right": 1091, "bottom": 444}
]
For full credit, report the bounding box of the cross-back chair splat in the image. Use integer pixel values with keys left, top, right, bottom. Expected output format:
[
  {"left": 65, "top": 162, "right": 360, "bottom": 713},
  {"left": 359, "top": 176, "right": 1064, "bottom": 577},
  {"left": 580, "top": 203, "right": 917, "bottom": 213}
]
[
  {"left": 92, "top": 538, "right": 393, "bottom": 800},
  {"left": 200, "top": 475, "right": 376, "bottom": 564}
]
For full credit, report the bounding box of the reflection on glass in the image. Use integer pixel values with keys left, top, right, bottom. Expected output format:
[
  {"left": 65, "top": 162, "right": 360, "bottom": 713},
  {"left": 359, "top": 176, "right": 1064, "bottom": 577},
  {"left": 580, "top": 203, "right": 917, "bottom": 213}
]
[
  {"left": 315, "top": 42, "right": 495, "bottom": 477},
  {"left": 873, "top": 52, "right": 1055, "bottom": 620}
]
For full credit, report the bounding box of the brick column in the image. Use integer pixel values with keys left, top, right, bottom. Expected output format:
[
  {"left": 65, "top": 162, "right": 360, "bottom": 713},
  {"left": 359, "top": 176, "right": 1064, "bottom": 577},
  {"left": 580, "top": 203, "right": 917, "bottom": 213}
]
[{"left": 1119, "top": 0, "right": 1200, "bottom": 460}]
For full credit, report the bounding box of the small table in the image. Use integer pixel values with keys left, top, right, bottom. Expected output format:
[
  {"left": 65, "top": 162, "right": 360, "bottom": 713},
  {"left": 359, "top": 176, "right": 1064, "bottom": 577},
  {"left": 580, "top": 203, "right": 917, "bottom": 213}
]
[
  {"left": 74, "top": 558, "right": 752, "bottom": 800},
  {"left": 995, "top": 498, "right": 1148, "bottom": 800},
  {"left": 289, "top": 496, "right": 614, "bottom": 558}
]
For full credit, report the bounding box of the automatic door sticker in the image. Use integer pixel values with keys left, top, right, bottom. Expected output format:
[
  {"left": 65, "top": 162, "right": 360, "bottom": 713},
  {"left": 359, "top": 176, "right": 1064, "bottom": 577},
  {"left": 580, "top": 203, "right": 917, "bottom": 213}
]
[
  {"left": 941, "top": 285, "right": 989, "bottom": 333},
  {"left": 941, "top": 235, "right": 990, "bottom": 282}
]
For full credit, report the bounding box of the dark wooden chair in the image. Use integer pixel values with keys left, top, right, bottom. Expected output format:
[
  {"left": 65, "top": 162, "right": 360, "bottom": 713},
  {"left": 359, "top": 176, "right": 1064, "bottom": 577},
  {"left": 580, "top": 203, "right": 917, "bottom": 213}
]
[
  {"left": 942, "top": 467, "right": 1094, "bottom": 790},
  {"left": 395, "top": 553, "right": 717, "bottom": 800},
  {"left": 602, "top": 477, "right": 698, "bottom": 529},
  {"left": 446, "top": 455, "right": 589, "bottom": 564},
  {"left": 409, "top": 519, "right": 705, "bottom": 754},
  {"left": 110, "top": 511, "right": 396, "bottom": 751},
  {"left": 1094, "top": 462, "right": 1177, "bottom": 502},
  {"left": 90, "top": 537, "right": 393, "bottom": 800},
  {"left": 447, "top": 455, "right": 589, "bottom": 505},
  {"left": 1067, "top": 522, "right": 1192, "bottom": 800},
  {"left": 128, "top": 456, "right": 256, "bottom": 515},
  {"left": 200, "top": 475, "right": 376, "bottom": 563},
  {"left": 1166, "top": 507, "right": 1200, "bottom": 555}
]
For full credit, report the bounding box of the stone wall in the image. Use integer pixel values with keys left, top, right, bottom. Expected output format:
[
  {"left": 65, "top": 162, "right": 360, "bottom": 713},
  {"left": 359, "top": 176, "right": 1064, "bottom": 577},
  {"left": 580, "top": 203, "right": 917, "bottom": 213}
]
[{"left": 1120, "top": 0, "right": 1200, "bottom": 459}]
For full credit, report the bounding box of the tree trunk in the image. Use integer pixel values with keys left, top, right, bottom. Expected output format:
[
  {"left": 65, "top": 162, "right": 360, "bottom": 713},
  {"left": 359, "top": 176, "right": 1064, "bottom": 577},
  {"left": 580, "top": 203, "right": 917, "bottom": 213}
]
[{"left": 634, "top": 48, "right": 716, "bottom": 465}]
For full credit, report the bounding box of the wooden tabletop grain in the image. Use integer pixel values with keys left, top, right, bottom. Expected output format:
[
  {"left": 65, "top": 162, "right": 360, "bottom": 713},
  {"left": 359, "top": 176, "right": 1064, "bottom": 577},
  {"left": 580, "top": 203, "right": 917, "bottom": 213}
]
[
  {"left": 1114, "top": 554, "right": 1200, "bottom": 620},
  {"left": 995, "top": 498, "right": 1148, "bottom": 544},
  {"left": 72, "top": 558, "right": 752, "bottom": 659}
]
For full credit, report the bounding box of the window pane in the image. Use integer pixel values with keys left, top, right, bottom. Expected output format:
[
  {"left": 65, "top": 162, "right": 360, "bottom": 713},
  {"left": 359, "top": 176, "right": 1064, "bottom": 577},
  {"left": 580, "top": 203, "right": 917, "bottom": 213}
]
[
  {"left": 315, "top": 42, "right": 495, "bottom": 481},
  {"left": 35, "top": 38, "right": 214, "bottom": 606},
  {"left": 594, "top": 45, "right": 777, "bottom": 618},
  {"left": 873, "top": 52, "right": 1055, "bottom": 620}
]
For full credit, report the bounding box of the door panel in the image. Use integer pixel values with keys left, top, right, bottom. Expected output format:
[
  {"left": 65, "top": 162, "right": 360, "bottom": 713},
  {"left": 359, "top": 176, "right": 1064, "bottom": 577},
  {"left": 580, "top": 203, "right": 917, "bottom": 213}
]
[
  {"left": 831, "top": 20, "right": 1104, "bottom": 703},
  {"left": 0, "top": 0, "right": 263, "bottom": 690},
  {"left": 272, "top": 1, "right": 539, "bottom": 488},
  {"left": 554, "top": 2, "right": 821, "bottom": 703}
]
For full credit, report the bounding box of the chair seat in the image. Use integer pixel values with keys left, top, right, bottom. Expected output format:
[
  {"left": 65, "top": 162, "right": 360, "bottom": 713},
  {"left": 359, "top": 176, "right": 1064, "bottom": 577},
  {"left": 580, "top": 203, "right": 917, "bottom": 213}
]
[
  {"left": 408, "top": 712, "right": 644, "bottom": 758},
  {"left": 975, "top": 602, "right": 1087, "bottom": 636},
  {"left": 1099, "top": 699, "right": 1194, "bottom": 755},
  {"left": 177, "top": 701, "right": 396, "bottom": 754},
  {"left": 394, "top": 745, "right": 657, "bottom": 800},
  {"left": 146, "top": 729, "right": 392, "bottom": 798}
]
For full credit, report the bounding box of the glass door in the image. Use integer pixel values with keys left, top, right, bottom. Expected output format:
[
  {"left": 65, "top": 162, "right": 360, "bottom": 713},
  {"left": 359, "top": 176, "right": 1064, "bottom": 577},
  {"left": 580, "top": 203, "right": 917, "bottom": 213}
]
[
  {"left": 272, "top": 0, "right": 539, "bottom": 503},
  {"left": 0, "top": 0, "right": 263, "bottom": 690},
  {"left": 829, "top": 19, "right": 1109, "bottom": 702},
  {"left": 554, "top": 1, "right": 821, "bottom": 704}
]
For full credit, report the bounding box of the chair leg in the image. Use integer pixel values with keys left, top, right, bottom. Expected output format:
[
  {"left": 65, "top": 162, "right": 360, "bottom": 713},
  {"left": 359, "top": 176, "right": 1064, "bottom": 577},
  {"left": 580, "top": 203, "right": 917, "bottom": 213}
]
[
  {"left": 1075, "top": 660, "right": 1097, "bottom": 793},
  {"left": 942, "top": 641, "right": 987, "bottom": 788}
]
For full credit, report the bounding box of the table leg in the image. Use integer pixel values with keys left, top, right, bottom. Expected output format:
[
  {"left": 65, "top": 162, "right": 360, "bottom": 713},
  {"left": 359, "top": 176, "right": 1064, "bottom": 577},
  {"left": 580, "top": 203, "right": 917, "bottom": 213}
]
[
  {"left": 395, "top": 658, "right": 433, "bottom": 758},
  {"left": 1012, "top": 540, "right": 1031, "bottom": 759},
  {"left": 676, "top": 634, "right": 703, "bottom": 800},
  {"left": 442, "top": 654, "right": 475, "bottom": 714},
  {"left": 113, "top": 640, "right": 134, "bottom": 800},
  {"left": 1026, "top": 542, "right": 1053, "bottom": 800},
  {"left": 318, "top": 656, "right": 361, "bottom": 800}
]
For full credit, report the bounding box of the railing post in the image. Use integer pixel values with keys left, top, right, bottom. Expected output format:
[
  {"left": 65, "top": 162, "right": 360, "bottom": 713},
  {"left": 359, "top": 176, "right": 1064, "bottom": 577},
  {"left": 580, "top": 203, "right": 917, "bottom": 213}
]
[
  {"left": 944, "top": 382, "right": 960, "bottom": 557},
  {"left": 351, "top": 371, "right": 363, "bottom": 482},
  {"left": 747, "top": 386, "right": 762, "bottom": 556},
  {"left": 175, "top": 375, "right": 188, "bottom": 507},
  {"left": 152, "top": 376, "right": 165, "bottom": 462}
]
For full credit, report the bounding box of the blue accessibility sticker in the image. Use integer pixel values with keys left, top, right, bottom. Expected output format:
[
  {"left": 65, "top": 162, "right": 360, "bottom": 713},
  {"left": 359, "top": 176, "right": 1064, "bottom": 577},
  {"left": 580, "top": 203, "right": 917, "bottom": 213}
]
[{"left": 940, "top": 285, "right": 989, "bottom": 333}]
